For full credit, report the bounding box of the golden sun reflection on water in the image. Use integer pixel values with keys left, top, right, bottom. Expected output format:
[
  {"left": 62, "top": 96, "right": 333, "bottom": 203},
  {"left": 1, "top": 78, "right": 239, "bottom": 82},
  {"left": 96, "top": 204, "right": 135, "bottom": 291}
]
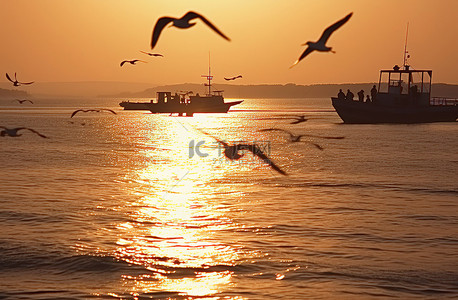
[{"left": 112, "top": 115, "right": 253, "bottom": 298}]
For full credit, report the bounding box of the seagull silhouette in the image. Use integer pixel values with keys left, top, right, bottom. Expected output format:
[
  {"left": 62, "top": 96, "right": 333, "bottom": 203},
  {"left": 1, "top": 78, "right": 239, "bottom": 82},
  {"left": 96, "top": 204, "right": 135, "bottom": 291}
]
[
  {"left": 6, "top": 73, "right": 34, "bottom": 86},
  {"left": 289, "top": 115, "right": 308, "bottom": 124},
  {"left": 259, "top": 128, "right": 344, "bottom": 150},
  {"left": 0, "top": 126, "right": 48, "bottom": 138},
  {"left": 140, "top": 51, "right": 164, "bottom": 57},
  {"left": 199, "top": 130, "right": 287, "bottom": 175},
  {"left": 70, "top": 109, "right": 117, "bottom": 118},
  {"left": 224, "top": 75, "right": 242, "bottom": 81},
  {"left": 151, "top": 11, "right": 231, "bottom": 49},
  {"left": 291, "top": 12, "right": 353, "bottom": 68},
  {"left": 13, "top": 99, "right": 34, "bottom": 104},
  {"left": 120, "top": 59, "right": 147, "bottom": 67}
]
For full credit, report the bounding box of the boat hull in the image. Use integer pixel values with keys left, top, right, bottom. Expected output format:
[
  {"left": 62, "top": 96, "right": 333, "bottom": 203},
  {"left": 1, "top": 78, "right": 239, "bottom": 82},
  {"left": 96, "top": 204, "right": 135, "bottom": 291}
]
[
  {"left": 119, "top": 100, "right": 243, "bottom": 114},
  {"left": 332, "top": 98, "right": 458, "bottom": 124}
]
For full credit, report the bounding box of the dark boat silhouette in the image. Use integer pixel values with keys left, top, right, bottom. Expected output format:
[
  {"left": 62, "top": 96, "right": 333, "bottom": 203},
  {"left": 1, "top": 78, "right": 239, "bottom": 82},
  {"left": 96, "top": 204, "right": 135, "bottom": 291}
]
[
  {"left": 332, "top": 65, "right": 458, "bottom": 123},
  {"left": 119, "top": 62, "right": 243, "bottom": 116}
]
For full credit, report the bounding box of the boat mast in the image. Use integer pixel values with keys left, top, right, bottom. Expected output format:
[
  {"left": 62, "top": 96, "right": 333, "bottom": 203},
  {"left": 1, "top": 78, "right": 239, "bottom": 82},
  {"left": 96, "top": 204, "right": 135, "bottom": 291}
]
[
  {"left": 201, "top": 52, "right": 213, "bottom": 96},
  {"left": 403, "top": 22, "right": 409, "bottom": 69}
]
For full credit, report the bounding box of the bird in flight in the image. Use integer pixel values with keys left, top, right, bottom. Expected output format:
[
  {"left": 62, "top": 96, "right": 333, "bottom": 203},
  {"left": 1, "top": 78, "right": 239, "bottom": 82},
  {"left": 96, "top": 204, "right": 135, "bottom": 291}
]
[
  {"left": 6, "top": 73, "right": 34, "bottom": 86},
  {"left": 120, "top": 59, "right": 147, "bottom": 67},
  {"left": 0, "top": 126, "right": 49, "bottom": 138},
  {"left": 289, "top": 115, "right": 308, "bottom": 124},
  {"left": 291, "top": 12, "right": 353, "bottom": 68},
  {"left": 13, "top": 99, "right": 34, "bottom": 104},
  {"left": 151, "top": 11, "right": 231, "bottom": 49},
  {"left": 70, "top": 109, "right": 117, "bottom": 118},
  {"left": 259, "top": 128, "right": 344, "bottom": 150},
  {"left": 224, "top": 75, "right": 242, "bottom": 81},
  {"left": 140, "top": 51, "right": 164, "bottom": 57},
  {"left": 198, "top": 129, "right": 287, "bottom": 175}
]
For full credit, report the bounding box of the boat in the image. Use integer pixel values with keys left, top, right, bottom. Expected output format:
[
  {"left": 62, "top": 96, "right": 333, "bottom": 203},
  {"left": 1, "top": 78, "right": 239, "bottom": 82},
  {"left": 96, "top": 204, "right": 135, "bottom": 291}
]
[
  {"left": 119, "top": 63, "right": 243, "bottom": 116},
  {"left": 331, "top": 65, "right": 458, "bottom": 123}
]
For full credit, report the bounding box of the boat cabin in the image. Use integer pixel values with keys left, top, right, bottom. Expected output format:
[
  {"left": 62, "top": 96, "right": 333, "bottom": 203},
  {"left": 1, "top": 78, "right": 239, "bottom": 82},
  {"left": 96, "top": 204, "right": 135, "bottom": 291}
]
[{"left": 376, "top": 65, "right": 432, "bottom": 106}]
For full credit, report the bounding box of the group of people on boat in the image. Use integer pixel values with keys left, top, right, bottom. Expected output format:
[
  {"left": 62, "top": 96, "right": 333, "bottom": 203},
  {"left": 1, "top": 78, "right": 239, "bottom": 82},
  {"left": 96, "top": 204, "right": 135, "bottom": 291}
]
[{"left": 337, "top": 85, "right": 378, "bottom": 103}]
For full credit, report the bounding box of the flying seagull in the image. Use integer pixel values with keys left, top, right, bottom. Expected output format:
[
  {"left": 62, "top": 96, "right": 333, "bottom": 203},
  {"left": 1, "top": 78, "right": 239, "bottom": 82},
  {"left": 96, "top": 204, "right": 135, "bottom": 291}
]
[
  {"left": 259, "top": 128, "right": 345, "bottom": 150},
  {"left": 289, "top": 115, "right": 308, "bottom": 124},
  {"left": 120, "top": 59, "right": 147, "bottom": 67},
  {"left": 6, "top": 73, "right": 34, "bottom": 86},
  {"left": 151, "top": 11, "right": 231, "bottom": 49},
  {"left": 0, "top": 126, "right": 48, "bottom": 138},
  {"left": 291, "top": 12, "right": 353, "bottom": 68},
  {"left": 140, "top": 51, "right": 164, "bottom": 57},
  {"left": 70, "top": 109, "right": 117, "bottom": 118},
  {"left": 199, "top": 129, "right": 287, "bottom": 175},
  {"left": 13, "top": 99, "right": 34, "bottom": 104},
  {"left": 224, "top": 75, "right": 242, "bottom": 81}
]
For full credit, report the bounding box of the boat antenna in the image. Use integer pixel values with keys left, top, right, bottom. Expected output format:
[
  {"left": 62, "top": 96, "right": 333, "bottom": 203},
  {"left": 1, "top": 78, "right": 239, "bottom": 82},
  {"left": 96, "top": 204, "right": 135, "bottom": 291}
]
[
  {"left": 202, "top": 51, "right": 213, "bottom": 95},
  {"left": 403, "top": 22, "right": 410, "bottom": 70}
]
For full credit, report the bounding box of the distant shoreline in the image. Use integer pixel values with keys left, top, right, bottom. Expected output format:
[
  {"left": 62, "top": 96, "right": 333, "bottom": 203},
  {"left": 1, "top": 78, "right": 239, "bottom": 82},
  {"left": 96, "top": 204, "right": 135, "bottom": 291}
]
[
  {"left": 1, "top": 82, "right": 457, "bottom": 99},
  {"left": 102, "top": 82, "right": 458, "bottom": 99}
]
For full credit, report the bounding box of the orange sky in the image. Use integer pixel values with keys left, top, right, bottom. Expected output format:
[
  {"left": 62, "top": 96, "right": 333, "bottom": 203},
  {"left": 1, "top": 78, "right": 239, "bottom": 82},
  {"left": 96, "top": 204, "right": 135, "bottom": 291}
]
[{"left": 0, "top": 0, "right": 457, "bottom": 86}]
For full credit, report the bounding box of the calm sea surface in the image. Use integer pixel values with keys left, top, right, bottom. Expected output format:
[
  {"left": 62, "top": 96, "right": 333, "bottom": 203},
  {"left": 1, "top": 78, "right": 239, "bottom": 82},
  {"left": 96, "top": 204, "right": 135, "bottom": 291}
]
[{"left": 0, "top": 97, "right": 457, "bottom": 299}]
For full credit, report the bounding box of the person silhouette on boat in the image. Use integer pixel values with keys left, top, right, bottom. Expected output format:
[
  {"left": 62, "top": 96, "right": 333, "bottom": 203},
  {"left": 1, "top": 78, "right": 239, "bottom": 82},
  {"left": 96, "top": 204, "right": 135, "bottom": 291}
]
[
  {"left": 337, "top": 89, "right": 345, "bottom": 100},
  {"left": 357, "top": 90, "right": 364, "bottom": 102},
  {"left": 346, "top": 89, "right": 354, "bottom": 101},
  {"left": 371, "top": 85, "right": 377, "bottom": 103}
]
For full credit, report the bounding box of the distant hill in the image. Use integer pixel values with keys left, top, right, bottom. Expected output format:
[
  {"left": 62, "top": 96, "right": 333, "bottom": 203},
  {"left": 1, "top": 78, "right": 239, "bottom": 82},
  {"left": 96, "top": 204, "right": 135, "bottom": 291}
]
[
  {"left": 0, "top": 88, "right": 28, "bottom": 98},
  {"left": 104, "top": 83, "right": 458, "bottom": 99}
]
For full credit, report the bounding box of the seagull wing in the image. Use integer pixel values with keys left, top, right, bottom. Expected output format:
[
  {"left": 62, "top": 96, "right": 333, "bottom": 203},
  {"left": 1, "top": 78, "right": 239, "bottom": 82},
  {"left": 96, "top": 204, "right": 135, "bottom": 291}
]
[
  {"left": 140, "top": 50, "right": 153, "bottom": 56},
  {"left": 241, "top": 144, "right": 287, "bottom": 175},
  {"left": 5, "top": 73, "right": 14, "bottom": 83},
  {"left": 27, "top": 100, "right": 34, "bottom": 104},
  {"left": 184, "top": 11, "right": 231, "bottom": 41},
  {"left": 19, "top": 128, "right": 49, "bottom": 138},
  {"left": 120, "top": 60, "right": 128, "bottom": 67},
  {"left": 151, "top": 16, "right": 175, "bottom": 49},
  {"left": 224, "top": 77, "right": 231, "bottom": 81},
  {"left": 71, "top": 109, "right": 86, "bottom": 118},
  {"left": 196, "top": 128, "right": 229, "bottom": 147},
  {"left": 317, "top": 12, "right": 353, "bottom": 44},
  {"left": 152, "top": 53, "right": 163, "bottom": 57},
  {"left": 101, "top": 109, "right": 117, "bottom": 115},
  {"left": 19, "top": 81, "right": 34, "bottom": 85},
  {"left": 290, "top": 46, "right": 314, "bottom": 68}
]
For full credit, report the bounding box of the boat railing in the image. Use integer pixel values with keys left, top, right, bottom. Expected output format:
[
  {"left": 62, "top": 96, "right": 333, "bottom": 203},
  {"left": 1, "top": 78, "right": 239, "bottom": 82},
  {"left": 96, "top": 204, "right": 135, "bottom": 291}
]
[{"left": 430, "top": 97, "right": 458, "bottom": 106}]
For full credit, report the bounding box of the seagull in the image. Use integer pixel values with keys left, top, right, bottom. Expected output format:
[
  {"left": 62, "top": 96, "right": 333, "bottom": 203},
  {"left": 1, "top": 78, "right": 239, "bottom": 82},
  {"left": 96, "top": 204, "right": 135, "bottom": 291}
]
[
  {"left": 0, "top": 126, "right": 48, "bottom": 138},
  {"left": 140, "top": 51, "right": 164, "bottom": 57},
  {"left": 199, "top": 130, "right": 287, "bottom": 175},
  {"left": 13, "top": 99, "right": 34, "bottom": 104},
  {"left": 151, "top": 11, "right": 231, "bottom": 49},
  {"left": 259, "top": 128, "right": 344, "bottom": 150},
  {"left": 120, "top": 59, "right": 147, "bottom": 67},
  {"left": 70, "top": 109, "right": 117, "bottom": 118},
  {"left": 291, "top": 12, "right": 353, "bottom": 68},
  {"left": 224, "top": 75, "right": 242, "bottom": 81},
  {"left": 289, "top": 115, "right": 308, "bottom": 124},
  {"left": 6, "top": 73, "right": 34, "bottom": 86}
]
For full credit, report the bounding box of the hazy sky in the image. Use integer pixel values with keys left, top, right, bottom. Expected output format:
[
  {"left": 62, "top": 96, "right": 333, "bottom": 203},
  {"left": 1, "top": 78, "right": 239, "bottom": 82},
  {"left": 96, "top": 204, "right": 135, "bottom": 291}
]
[{"left": 1, "top": 0, "right": 457, "bottom": 86}]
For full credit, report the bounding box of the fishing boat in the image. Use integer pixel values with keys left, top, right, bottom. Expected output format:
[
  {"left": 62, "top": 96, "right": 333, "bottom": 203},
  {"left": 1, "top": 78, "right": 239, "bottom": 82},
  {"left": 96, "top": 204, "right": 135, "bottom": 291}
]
[
  {"left": 332, "top": 25, "right": 458, "bottom": 124},
  {"left": 119, "top": 63, "right": 243, "bottom": 116},
  {"left": 331, "top": 65, "right": 458, "bottom": 123}
]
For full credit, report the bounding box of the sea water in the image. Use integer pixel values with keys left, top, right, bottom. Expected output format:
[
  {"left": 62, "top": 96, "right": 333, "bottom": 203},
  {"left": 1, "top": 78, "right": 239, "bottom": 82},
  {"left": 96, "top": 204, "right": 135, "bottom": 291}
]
[{"left": 0, "top": 97, "right": 457, "bottom": 299}]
